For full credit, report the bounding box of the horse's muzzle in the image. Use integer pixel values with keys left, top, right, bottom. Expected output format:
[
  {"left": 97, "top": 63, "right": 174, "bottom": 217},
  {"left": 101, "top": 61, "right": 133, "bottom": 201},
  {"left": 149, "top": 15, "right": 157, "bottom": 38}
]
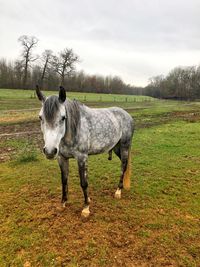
[{"left": 43, "top": 147, "right": 58, "bottom": 159}]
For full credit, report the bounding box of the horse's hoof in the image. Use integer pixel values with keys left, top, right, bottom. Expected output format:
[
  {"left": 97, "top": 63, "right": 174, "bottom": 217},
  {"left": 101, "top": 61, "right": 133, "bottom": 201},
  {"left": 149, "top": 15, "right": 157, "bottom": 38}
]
[
  {"left": 81, "top": 206, "right": 90, "bottom": 218},
  {"left": 62, "top": 201, "right": 67, "bottom": 207},
  {"left": 115, "top": 189, "right": 121, "bottom": 199}
]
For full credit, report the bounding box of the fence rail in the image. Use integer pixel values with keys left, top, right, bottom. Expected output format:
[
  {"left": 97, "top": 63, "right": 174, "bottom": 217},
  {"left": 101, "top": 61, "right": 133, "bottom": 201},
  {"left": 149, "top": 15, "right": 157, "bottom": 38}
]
[
  {"left": 75, "top": 96, "right": 156, "bottom": 103},
  {"left": 31, "top": 93, "right": 156, "bottom": 103}
]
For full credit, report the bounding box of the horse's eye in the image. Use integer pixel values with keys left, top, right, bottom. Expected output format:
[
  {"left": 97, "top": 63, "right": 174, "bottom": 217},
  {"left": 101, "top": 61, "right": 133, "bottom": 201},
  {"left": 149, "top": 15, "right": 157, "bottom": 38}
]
[
  {"left": 61, "top": 116, "right": 66, "bottom": 122},
  {"left": 39, "top": 115, "right": 42, "bottom": 121}
]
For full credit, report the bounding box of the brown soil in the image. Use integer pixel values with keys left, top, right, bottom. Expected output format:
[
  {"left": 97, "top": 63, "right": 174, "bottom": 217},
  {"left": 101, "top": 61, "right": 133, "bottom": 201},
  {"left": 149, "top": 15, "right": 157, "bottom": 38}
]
[{"left": 0, "top": 120, "right": 40, "bottom": 136}]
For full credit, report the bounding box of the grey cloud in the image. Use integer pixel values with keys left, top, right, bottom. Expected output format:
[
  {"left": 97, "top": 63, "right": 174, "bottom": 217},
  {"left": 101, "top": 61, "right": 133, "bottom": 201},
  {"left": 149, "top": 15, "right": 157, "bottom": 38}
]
[{"left": 0, "top": 0, "right": 200, "bottom": 86}]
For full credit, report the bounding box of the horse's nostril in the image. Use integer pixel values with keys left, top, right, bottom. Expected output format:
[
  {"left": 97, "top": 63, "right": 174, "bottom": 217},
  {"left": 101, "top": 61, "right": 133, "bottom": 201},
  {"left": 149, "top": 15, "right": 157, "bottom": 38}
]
[{"left": 43, "top": 147, "right": 57, "bottom": 158}]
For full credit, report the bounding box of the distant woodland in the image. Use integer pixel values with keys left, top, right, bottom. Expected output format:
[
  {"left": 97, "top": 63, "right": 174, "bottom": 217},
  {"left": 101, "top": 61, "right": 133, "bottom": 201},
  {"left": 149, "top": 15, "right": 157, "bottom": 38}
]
[
  {"left": 144, "top": 66, "right": 200, "bottom": 100},
  {"left": 0, "top": 35, "right": 200, "bottom": 100},
  {"left": 0, "top": 35, "right": 141, "bottom": 95}
]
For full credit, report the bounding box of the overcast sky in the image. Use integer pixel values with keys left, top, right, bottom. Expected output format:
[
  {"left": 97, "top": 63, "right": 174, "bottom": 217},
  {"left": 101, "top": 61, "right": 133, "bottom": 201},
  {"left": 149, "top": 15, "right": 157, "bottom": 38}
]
[{"left": 0, "top": 0, "right": 200, "bottom": 86}]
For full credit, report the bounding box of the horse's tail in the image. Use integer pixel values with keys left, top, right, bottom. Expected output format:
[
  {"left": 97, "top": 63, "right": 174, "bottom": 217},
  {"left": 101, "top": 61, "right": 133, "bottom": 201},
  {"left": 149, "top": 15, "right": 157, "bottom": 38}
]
[{"left": 123, "top": 150, "right": 132, "bottom": 190}]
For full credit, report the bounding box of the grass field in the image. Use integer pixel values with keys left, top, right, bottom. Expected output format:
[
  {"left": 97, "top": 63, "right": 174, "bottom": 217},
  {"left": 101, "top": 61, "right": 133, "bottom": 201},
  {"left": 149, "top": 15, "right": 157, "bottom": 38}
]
[
  {"left": 0, "top": 89, "right": 200, "bottom": 266},
  {"left": 0, "top": 89, "right": 154, "bottom": 110}
]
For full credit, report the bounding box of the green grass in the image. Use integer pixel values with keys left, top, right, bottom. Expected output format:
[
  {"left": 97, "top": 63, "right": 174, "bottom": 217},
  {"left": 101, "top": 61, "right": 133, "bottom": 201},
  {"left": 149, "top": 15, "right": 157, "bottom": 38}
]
[
  {"left": 0, "top": 88, "right": 200, "bottom": 266},
  {"left": 0, "top": 88, "right": 154, "bottom": 109},
  {"left": 1, "top": 88, "right": 200, "bottom": 127},
  {"left": 0, "top": 88, "right": 154, "bottom": 101}
]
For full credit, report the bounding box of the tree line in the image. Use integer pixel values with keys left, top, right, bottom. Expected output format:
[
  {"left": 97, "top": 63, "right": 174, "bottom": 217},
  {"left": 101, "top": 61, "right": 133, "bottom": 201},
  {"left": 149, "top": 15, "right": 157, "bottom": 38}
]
[
  {"left": 1, "top": 35, "right": 199, "bottom": 100},
  {"left": 145, "top": 66, "right": 200, "bottom": 100},
  {"left": 0, "top": 35, "right": 142, "bottom": 95}
]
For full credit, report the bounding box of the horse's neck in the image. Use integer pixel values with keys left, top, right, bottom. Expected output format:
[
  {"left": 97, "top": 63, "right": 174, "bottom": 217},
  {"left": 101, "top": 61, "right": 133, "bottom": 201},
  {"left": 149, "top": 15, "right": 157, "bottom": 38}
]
[{"left": 64, "top": 99, "right": 82, "bottom": 145}]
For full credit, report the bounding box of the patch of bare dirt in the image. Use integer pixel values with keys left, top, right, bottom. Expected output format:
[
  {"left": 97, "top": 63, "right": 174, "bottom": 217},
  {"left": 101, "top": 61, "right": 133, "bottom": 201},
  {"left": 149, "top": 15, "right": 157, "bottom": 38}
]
[
  {"left": 0, "top": 120, "right": 40, "bottom": 136},
  {"left": 0, "top": 121, "right": 42, "bottom": 162},
  {"left": 137, "top": 110, "right": 200, "bottom": 129},
  {"left": 6, "top": 185, "right": 188, "bottom": 267},
  {"left": 172, "top": 111, "right": 200, "bottom": 122}
]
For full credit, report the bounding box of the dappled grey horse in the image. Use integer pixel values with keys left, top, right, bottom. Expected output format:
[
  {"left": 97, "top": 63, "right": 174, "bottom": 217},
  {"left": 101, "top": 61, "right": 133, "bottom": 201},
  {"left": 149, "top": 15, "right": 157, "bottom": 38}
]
[{"left": 36, "top": 86, "right": 134, "bottom": 217}]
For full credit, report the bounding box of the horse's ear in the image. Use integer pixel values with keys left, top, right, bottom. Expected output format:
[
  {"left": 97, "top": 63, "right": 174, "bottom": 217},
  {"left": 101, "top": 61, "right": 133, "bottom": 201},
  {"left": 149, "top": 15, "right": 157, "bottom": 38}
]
[
  {"left": 36, "top": 85, "right": 46, "bottom": 102},
  {"left": 59, "top": 86, "right": 66, "bottom": 103}
]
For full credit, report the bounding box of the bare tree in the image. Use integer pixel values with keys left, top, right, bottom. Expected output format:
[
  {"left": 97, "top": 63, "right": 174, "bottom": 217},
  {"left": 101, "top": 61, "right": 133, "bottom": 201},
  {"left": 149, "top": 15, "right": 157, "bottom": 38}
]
[
  {"left": 40, "top": 49, "right": 53, "bottom": 89},
  {"left": 18, "top": 35, "right": 38, "bottom": 88},
  {"left": 52, "top": 48, "right": 79, "bottom": 86}
]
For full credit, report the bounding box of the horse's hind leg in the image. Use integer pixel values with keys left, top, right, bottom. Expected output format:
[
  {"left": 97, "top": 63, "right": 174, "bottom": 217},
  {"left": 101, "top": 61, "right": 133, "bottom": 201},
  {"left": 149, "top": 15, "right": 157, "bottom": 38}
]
[
  {"left": 108, "top": 149, "right": 112, "bottom": 160},
  {"left": 77, "top": 157, "right": 90, "bottom": 218},
  {"left": 114, "top": 142, "right": 131, "bottom": 199},
  {"left": 113, "top": 142, "right": 121, "bottom": 160}
]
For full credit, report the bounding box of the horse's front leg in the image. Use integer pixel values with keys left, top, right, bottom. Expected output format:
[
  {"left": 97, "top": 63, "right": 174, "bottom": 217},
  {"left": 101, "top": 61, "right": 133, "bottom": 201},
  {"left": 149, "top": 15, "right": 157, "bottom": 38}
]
[
  {"left": 58, "top": 155, "right": 69, "bottom": 207},
  {"left": 78, "top": 158, "right": 90, "bottom": 218}
]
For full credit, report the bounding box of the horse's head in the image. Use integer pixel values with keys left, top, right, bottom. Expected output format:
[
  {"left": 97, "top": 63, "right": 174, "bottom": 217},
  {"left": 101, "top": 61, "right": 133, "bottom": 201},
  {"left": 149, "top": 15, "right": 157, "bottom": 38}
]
[{"left": 36, "top": 86, "right": 66, "bottom": 159}]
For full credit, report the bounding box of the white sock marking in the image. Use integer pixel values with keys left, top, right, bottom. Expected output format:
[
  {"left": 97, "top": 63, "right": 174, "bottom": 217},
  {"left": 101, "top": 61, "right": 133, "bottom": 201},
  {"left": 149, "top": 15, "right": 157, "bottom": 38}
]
[
  {"left": 115, "top": 188, "right": 121, "bottom": 199},
  {"left": 81, "top": 206, "right": 90, "bottom": 218}
]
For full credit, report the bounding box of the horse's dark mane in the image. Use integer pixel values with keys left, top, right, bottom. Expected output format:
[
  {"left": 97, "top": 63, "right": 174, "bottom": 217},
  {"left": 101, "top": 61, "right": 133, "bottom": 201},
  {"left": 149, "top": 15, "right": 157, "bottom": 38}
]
[
  {"left": 65, "top": 98, "right": 81, "bottom": 144},
  {"left": 43, "top": 95, "right": 60, "bottom": 122}
]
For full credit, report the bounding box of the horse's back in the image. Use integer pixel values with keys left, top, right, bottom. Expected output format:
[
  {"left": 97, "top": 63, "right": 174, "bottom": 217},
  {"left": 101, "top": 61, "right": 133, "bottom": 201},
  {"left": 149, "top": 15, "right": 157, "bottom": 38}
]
[
  {"left": 78, "top": 105, "right": 134, "bottom": 155},
  {"left": 93, "top": 106, "right": 134, "bottom": 144},
  {"left": 85, "top": 105, "right": 134, "bottom": 138},
  {"left": 108, "top": 107, "right": 134, "bottom": 139}
]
